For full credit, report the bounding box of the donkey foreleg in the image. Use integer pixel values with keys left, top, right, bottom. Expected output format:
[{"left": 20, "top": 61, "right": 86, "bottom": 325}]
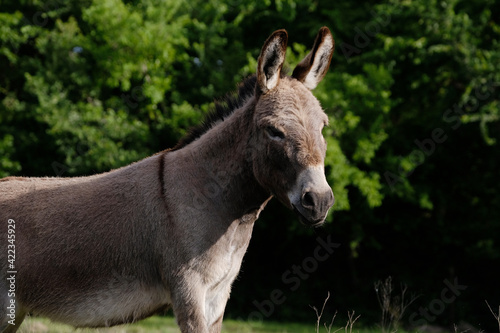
[
  {"left": 209, "top": 317, "right": 223, "bottom": 333},
  {"left": 173, "top": 304, "right": 210, "bottom": 333},
  {"left": 206, "top": 286, "right": 232, "bottom": 333},
  {"left": 0, "top": 312, "right": 25, "bottom": 333},
  {"left": 171, "top": 285, "right": 210, "bottom": 333},
  {"left": 173, "top": 297, "right": 226, "bottom": 333},
  {"left": 171, "top": 280, "right": 231, "bottom": 333},
  {"left": 0, "top": 280, "right": 26, "bottom": 333},
  {"left": 0, "top": 299, "right": 26, "bottom": 333},
  {"left": 0, "top": 307, "right": 26, "bottom": 333}
]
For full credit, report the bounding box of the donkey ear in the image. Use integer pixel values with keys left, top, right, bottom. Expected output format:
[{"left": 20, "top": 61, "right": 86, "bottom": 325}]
[
  {"left": 292, "top": 27, "right": 334, "bottom": 90},
  {"left": 256, "top": 29, "right": 288, "bottom": 95}
]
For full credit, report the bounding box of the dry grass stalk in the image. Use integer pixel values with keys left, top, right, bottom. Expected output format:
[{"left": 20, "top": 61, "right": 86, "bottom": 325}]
[
  {"left": 311, "top": 292, "right": 331, "bottom": 333},
  {"left": 485, "top": 300, "right": 500, "bottom": 332},
  {"left": 310, "top": 292, "right": 343, "bottom": 333},
  {"left": 345, "top": 310, "right": 360, "bottom": 333},
  {"left": 374, "top": 276, "right": 418, "bottom": 333}
]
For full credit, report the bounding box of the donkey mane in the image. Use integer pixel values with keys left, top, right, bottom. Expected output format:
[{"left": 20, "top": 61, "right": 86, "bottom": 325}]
[
  {"left": 173, "top": 75, "right": 258, "bottom": 150},
  {"left": 173, "top": 69, "right": 291, "bottom": 151}
]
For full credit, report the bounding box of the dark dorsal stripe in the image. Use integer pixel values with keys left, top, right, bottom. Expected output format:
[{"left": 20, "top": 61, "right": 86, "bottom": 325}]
[{"left": 173, "top": 75, "right": 258, "bottom": 151}]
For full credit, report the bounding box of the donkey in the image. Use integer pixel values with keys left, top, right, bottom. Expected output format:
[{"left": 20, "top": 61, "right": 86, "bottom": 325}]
[{"left": 0, "top": 27, "right": 335, "bottom": 333}]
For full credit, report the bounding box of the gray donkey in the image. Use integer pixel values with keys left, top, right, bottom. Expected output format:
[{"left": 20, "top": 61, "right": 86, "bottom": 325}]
[{"left": 0, "top": 27, "right": 335, "bottom": 333}]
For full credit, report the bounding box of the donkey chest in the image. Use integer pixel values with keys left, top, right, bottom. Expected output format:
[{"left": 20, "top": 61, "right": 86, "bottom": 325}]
[{"left": 202, "top": 218, "right": 255, "bottom": 287}]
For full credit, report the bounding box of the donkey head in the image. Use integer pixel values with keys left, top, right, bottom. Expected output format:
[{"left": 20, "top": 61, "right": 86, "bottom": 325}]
[{"left": 251, "top": 27, "right": 335, "bottom": 226}]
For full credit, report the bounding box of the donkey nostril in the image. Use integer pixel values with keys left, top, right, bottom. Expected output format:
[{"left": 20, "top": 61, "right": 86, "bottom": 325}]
[{"left": 302, "top": 192, "right": 316, "bottom": 209}]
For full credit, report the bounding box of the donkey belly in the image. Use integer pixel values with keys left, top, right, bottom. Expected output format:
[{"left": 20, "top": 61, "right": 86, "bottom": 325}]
[
  {"left": 14, "top": 241, "right": 172, "bottom": 327},
  {"left": 15, "top": 260, "right": 171, "bottom": 328},
  {"left": 38, "top": 283, "right": 171, "bottom": 328},
  {"left": 12, "top": 243, "right": 172, "bottom": 327}
]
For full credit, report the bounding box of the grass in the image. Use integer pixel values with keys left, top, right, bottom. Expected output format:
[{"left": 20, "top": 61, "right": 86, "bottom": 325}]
[
  {"left": 14, "top": 280, "right": 500, "bottom": 333},
  {"left": 18, "top": 316, "right": 180, "bottom": 333},
  {"left": 17, "top": 315, "right": 319, "bottom": 333},
  {"left": 16, "top": 315, "right": 392, "bottom": 333}
]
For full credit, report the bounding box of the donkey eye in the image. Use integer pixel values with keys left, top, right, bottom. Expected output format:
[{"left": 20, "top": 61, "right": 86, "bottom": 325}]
[{"left": 266, "top": 126, "right": 285, "bottom": 140}]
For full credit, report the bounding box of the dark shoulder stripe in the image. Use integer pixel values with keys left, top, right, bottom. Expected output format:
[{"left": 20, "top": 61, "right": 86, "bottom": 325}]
[{"left": 157, "top": 150, "right": 169, "bottom": 198}]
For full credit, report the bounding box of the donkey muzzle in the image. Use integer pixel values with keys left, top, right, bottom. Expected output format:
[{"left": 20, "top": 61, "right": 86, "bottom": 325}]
[{"left": 288, "top": 166, "right": 335, "bottom": 226}]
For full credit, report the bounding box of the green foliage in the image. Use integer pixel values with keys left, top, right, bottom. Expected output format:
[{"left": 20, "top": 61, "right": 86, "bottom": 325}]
[
  {"left": 319, "top": 63, "right": 393, "bottom": 210},
  {"left": 0, "top": 134, "right": 20, "bottom": 177},
  {"left": 0, "top": 0, "right": 246, "bottom": 175}
]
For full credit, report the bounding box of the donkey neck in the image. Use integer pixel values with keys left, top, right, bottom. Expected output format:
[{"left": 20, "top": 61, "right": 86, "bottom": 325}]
[{"left": 170, "top": 101, "right": 271, "bottom": 221}]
